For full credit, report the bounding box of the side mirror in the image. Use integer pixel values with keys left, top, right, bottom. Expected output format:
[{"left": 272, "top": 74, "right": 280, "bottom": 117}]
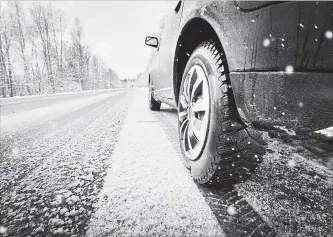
[{"left": 145, "top": 36, "right": 158, "bottom": 48}]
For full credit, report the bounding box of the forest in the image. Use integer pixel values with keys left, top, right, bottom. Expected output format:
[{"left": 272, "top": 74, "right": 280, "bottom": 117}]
[{"left": 0, "top": 2, "right": 123, "bottom": 98}]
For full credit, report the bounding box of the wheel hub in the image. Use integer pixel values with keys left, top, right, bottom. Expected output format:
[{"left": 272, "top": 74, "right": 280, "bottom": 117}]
[{"left": 178, "top": 65, "right": 210, "bottom": 161}]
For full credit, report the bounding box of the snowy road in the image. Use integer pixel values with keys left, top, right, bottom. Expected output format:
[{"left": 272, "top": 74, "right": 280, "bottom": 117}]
[{"left": 1, "top": 88, "right": 332, "bottom": 237}]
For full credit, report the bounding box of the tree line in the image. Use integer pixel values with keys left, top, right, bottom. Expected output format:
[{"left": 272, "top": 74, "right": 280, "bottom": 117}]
[{"left": 0, "top": 2, "right": 121, "bottom": 98}]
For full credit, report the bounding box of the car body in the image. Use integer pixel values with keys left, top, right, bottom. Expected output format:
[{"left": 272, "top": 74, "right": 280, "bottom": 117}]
[{"left": 147, "top": 0, "right": 333, "bottom": 132}]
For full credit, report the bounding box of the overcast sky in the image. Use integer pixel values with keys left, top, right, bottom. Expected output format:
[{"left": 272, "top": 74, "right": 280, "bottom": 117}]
[
  {"left": 9, "top": 1, "right": 170, "bottom": 79},
  {"left": 56, "top": 1, "right": 169, "bottom": 79}
]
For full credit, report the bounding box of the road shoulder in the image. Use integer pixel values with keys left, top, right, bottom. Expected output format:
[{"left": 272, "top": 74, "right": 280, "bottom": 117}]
[{"left": 86, "top": 89, "right": 224, "bottom": 237}]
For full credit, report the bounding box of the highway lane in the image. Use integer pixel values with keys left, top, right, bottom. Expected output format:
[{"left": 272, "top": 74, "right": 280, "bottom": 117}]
[{"left": 0, "top": 88, "right": 332, "bottom": 237}]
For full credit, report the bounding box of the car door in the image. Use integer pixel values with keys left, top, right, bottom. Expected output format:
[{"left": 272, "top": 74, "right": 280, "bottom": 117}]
[
  {"left": 149, "top": 48, "right": 163, "bottom": 97},
  {"left": 156, "top": 1, "right": 183, "bottom": 100}
]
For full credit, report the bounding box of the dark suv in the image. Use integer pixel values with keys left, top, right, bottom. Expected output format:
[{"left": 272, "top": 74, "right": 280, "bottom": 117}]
[{"left": 145, "top": 1, "right": 333, "bottom": 186}]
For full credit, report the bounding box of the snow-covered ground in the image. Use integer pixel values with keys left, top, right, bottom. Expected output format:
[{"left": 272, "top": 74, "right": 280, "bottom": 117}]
[
  {"left": 0, "top": 91, "right": 124, "bottom": 133},
  {"left": 0, "top": 88, "right": 332, "bottom": 237},
  {"left": 0, "top": 88, "right": 129, "bottom": 106},
  {"left": 86, "top": 89, "right": 224, "bottom": 237}
]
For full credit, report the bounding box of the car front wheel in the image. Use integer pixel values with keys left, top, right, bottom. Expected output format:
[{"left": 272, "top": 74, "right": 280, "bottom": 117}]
[{"left": 178, "top": 41, "right": 266, "bottom": 186}]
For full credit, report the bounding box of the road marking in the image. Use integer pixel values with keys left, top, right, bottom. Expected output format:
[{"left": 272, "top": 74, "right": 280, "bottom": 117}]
[{"left": 86, "top": 89, "right": 225, "bottom": 237}]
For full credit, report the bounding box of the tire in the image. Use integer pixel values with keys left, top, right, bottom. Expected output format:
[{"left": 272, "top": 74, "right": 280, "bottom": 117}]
[
  {"left": 177, "top": 41, "right": 266, "bottom": 187},
  {"left": 148, "top": 79, "right": 161, "bottom": 111}
]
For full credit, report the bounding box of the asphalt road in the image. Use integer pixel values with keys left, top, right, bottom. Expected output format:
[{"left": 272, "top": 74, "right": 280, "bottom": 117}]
[{"left": 0, "top": 88, "right": 332, "bottom": 237}]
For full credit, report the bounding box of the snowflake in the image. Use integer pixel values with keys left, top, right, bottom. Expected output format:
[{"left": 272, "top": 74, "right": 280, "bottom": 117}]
[
  {"left": 287, "top": 159, "right": 296, "bottom": 167},
  {"left": 0, "top": 226, "right": 7, "bottom": 234},
  {"left": 262, "top": 38, "right": 270, "bottom": 47},
  {"left": 285, "top": 65, "right": 294, "bottom": 74},
  {"left": 325, "top": 30, "right": 333, "bottom": 39},
  {"left": 227, "top": 205, "right": 237, "bottom": 216}
]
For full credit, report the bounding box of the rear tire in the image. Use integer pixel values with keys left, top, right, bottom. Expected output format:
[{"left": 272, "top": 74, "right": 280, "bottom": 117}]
[
  {"left": 178, "top": 41, "right": 266, "bottom": 187},
  {"left": 149, "top": 79, "right": 161, "bottom": 111}
]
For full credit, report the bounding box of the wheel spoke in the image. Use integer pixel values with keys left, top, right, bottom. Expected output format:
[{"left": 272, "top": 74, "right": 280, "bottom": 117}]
[
  {"left": 180, "top": 118, "right": 189, "bottom": 138},
  {"left": 183, "top": 75, "right": 190, "bottom": 102},
  {"left": 192, "top": 117, "right": 202, "bottom": 130},
  {"left": 180, "top": 94, "right": 188, "bottom": 109},
  {"left": 187, "top": 124, "right": 194, "bottom": 152},
  {"left": 191, "top": 119, "right": 202, "bottom": 141},
  {"left": 188, "top": 68, "right": 198, "bottom": 98},
  {"left": 192, "top": 98, "right": 206, "bottom": 112},
  {"left": 178, "top": 111, "right": 188, "bottom": 122},
  {"left": 191, "top": 74, "right": 203, "bottom": 100},
  {"left": 182, "top": 122, "right": 190, "bottom": 151}
]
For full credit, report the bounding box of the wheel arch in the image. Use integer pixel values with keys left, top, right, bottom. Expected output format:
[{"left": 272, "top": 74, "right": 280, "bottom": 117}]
[{"left": 173, "top": 17, "right": 227, "bottom": 106}]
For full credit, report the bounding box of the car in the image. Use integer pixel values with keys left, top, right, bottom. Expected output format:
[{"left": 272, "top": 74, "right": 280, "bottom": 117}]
[{"left": 144, "top": 1, "right": 333, "bottom": 186}]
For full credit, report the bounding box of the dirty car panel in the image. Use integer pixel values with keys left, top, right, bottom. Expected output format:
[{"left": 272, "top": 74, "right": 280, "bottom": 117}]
[{"left": 177, "top": 0, "right": 333, "bottom": 131}]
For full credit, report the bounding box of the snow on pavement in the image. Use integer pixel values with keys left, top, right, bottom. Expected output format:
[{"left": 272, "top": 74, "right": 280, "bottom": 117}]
[
  {"left": 148, "top": 96, "right": 333, "bottom": 237},
  {"left": 316, "top": 126, "right": 333, "bottom": 138},
  {"left": 235, "top": 133, "right": 333, "bottom": 237},
  {"left": 86, "top": 88, "right": 225, "bottom": 237},
  {"left": 0, "top": 91, "right": 133, "bottom": 237},
  {"left": 0, "top": 91, "right": 123, "bottom": 133}
]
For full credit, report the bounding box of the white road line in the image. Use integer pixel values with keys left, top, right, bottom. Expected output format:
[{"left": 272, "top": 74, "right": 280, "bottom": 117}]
[{"left": 86, "top": 89, "right": 225, "bottom": 237}]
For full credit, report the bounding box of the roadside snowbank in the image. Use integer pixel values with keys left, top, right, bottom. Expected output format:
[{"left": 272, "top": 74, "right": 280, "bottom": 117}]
[
  {"left": 1, "top": 91, "right": 123, "bottom": 133},
  {"left": 0, "top": 88, "right": 129, "bottom": 106}
]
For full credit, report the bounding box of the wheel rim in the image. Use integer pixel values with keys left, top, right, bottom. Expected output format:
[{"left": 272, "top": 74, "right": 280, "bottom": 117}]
[{"left": 178, "top": 65, "right": 210, "bottom": 160}]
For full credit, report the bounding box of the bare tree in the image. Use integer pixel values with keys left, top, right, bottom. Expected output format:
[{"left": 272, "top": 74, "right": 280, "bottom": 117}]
[
  {"left": 0, "top": 2, "right": 119, "bottom": 97},
  {"left": 9, "top": 1, "right": 32, "bottom": 95},
  {"left": 30, "top": 2, "right": 56, "bottom": 92},
  {"left": 0, "top": 10, "right": 14, "bottom": 97}
]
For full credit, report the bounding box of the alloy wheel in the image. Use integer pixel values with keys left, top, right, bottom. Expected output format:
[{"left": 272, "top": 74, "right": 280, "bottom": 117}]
[{"left": 178, "top": 65, "right": 210, "bottom": 160}]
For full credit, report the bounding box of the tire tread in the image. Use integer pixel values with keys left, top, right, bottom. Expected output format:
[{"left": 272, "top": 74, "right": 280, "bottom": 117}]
[{"left": 190, "top": 41, "right": 266, "bottom": 186}]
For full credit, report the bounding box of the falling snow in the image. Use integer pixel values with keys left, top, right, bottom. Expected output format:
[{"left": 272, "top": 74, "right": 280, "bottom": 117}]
[
  {"left": 285, "top": 65, "right": 294, "bottom": 74},
  {"left": 0, "top": 226, "right": 8, "bottom": 234},
  {"left": 287, "top": 159, "right": 296, "bottom": 167},
  {"left": 263, "top": 38, "right": 270, "bottom": 47},
  {"left": 227, "top": 205, "right": 237, "bottom": 216},
  {"left": 325, "top": 30, "right": 333, "bottom": 39}
]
